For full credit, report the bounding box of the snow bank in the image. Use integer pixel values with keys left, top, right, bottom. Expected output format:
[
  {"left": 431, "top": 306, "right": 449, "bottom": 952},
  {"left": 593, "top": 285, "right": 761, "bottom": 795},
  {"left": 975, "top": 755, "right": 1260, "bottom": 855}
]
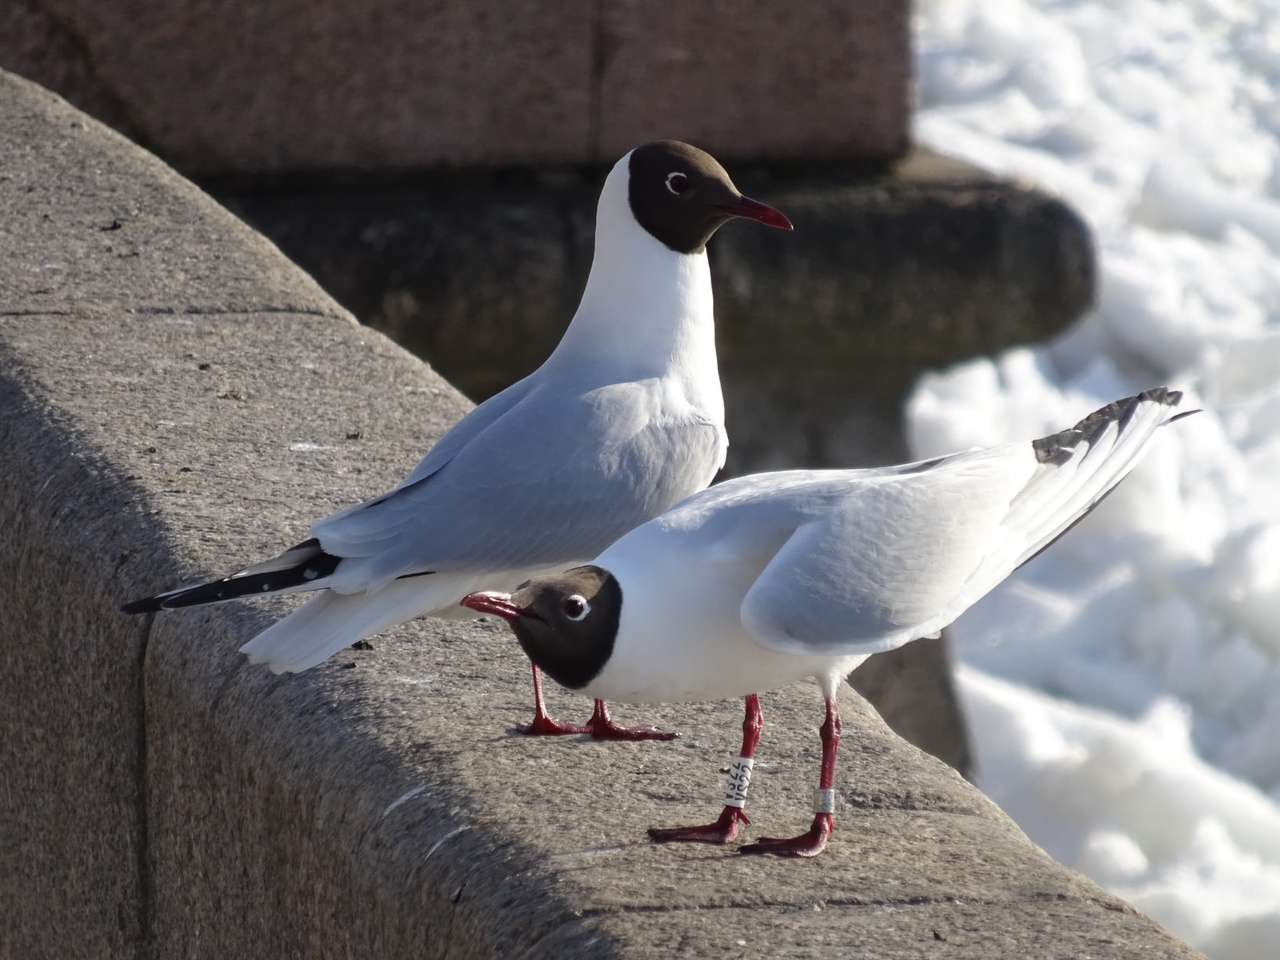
[{"left": 912, "top": 1, "right": 1280, "bottom": 956}]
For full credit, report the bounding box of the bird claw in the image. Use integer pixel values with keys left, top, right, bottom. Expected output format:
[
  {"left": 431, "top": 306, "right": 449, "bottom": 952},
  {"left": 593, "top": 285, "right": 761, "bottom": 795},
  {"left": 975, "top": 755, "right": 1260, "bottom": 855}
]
[
  {"left": 648, "top": 806, "right": 749, "bottom": 845},
  {"left": 738, "top": 813, "right": 832, "bottom": 858},
  {"left": 582, "top": 700, "right": 677, "bottom": 741},
  {"left": 517, "top": 701, "right": 678, "bottom": 741}
]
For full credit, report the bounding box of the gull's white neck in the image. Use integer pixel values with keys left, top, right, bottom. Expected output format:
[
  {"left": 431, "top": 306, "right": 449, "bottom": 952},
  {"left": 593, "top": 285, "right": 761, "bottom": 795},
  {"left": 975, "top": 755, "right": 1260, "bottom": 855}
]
[{"left": 545, "top": 155, "right": 722, "bottom": 416}]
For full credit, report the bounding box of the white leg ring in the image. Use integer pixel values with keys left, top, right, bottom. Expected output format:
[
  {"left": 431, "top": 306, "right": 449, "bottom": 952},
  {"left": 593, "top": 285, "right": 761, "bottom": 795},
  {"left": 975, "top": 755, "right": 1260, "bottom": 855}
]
[{"left": 723, "top": 757, "right": 755, "bottom": 809}]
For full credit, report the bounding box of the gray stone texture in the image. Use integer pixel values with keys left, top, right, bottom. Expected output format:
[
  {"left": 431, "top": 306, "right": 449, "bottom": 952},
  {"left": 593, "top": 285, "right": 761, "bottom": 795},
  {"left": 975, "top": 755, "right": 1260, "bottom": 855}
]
[
  {"left": 0, "top": 70, "right": 1205, "bottom": 959},
  {"left": 0, "top": 0, "right": 907, "bottom": 175},
  {"left": 594, "top": 0, "right": 909, "bottom": 163}
]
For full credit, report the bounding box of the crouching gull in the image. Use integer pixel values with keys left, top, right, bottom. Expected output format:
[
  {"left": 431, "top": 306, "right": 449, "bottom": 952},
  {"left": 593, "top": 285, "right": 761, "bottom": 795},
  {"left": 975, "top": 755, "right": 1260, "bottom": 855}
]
[
  {"left": 121, "top": 140, "right": 792, "bottom": 740},
  {"left": 462, "top": 388, "right": 1196, "bottom": 856}
]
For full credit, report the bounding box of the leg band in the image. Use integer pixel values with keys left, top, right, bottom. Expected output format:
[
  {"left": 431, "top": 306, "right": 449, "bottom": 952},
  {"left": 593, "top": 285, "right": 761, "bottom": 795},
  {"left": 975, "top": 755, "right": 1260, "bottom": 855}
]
[
  {"left": 723, "top": 756, "right": 755, "bottom": 809},
  {"left": 813, "top": 788, "right": 836, "bottom": 814}
]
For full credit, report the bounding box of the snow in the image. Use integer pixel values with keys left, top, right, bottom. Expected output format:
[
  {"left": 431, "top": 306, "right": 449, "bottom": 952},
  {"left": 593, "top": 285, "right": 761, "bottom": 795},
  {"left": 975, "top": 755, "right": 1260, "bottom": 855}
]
[{"left": 911, "top": 1, "right": 1280, "bottom": 956}]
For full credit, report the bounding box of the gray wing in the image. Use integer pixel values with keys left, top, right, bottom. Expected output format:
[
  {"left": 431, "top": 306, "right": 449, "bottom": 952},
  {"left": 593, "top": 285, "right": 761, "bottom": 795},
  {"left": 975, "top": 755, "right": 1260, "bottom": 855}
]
[
  {"left": 738, "top": 448, "right": 1035, "bottom": 655},
  {"left": 311, "top": 377, "right": 724, "bottom": 591},
  {"left": 308, "top": 374, "right": 538, "bottom": 541},
  {"left": 402, "top": 374, "right": 538, "bottom": 487},
  {"left": 739, "top": 389, "right": 1184, "bottom": 656}
]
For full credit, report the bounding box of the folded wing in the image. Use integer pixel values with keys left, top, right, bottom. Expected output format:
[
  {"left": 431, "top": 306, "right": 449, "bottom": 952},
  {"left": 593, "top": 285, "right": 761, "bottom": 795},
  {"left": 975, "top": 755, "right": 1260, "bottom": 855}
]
[
  {"left": 308, "top": 378, "right": 724, "bottom": 592},
  {"left": 741, "top": 388, "right": 1185, "bottom": 657}
]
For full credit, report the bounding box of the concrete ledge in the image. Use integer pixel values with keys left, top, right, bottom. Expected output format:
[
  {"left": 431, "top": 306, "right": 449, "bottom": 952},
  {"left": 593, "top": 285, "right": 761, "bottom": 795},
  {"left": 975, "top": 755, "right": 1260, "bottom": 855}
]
[{"left": 0, "top": 70, "right": 1204, "bottom": 959}]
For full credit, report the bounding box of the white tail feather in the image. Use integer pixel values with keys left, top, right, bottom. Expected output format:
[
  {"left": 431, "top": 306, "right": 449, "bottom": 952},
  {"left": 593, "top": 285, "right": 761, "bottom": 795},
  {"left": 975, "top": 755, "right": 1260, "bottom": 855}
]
[{"left": 238, "top": 573, "right": 493, "bottom": 673}]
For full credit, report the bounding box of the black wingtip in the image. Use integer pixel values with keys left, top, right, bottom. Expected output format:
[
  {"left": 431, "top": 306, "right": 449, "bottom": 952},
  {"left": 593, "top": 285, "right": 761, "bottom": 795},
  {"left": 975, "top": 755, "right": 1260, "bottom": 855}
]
[
  {"left": 1031, "top": 387, "right": 1185, "bottom": 466},
  {"left": 121, "top": 597, "right": 163, "bottom": 615},
  {"left": 118, "top": 540, "right": 344, "bottom": 616},
  {"left": 1138, "top": 386, "right": 1182, "bottom": 407},
  {"left": 1136, "top": 387, "right": 1201, "bottom": 425}
]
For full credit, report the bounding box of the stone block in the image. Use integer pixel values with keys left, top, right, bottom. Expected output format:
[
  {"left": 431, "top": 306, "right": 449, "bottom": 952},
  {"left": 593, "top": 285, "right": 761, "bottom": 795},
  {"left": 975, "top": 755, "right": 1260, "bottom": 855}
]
[
  {"left": 597, "top": 0, "right": 909, "bottom": 162},
  {"left": 0, "top": 0, "right": 906, "bottom": 174}
]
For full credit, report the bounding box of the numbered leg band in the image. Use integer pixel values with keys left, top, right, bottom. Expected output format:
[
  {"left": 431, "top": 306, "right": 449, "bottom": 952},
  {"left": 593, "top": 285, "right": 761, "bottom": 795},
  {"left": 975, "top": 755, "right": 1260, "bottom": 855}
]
[
  {"left": 813, "top": 788, "right": 836, "bottom": 814},
  {"left": 723, "top": 757, "right": 755, "bottom": 809}
]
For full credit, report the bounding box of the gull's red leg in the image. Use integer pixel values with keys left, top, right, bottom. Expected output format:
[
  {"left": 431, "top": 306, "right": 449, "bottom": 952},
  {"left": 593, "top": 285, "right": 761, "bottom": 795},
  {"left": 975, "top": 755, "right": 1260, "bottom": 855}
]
[
  {"left": 739, "top": 695, "right": 840, "bottom": 858},
  {"left": 649, "top": 694, "right": 763, "bottom": 844},
  {"left": 582, "top": 698, "right": 678, "bottom": 741},
  {"left": 516, "top": 663, "right": 590, "bottom": 736}
]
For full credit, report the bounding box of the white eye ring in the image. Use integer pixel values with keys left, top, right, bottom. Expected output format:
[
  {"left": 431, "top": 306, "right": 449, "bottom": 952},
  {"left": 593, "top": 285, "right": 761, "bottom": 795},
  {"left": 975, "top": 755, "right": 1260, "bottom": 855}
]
[
  {"left": 665, "top": 172, "right": 689, "bottom": 196},
  {"left": 562, "top": 594, "right": 591, "bottom": 621}
]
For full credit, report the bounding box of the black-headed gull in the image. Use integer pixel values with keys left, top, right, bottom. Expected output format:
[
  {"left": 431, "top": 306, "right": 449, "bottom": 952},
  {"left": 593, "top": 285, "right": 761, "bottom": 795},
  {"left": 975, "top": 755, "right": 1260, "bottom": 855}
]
[
  {"left": 462, "top": 388, "right": 1195, "bottom": 856},
  {"left": 122, "top": 140, "right": 792, "bottom": 739}
]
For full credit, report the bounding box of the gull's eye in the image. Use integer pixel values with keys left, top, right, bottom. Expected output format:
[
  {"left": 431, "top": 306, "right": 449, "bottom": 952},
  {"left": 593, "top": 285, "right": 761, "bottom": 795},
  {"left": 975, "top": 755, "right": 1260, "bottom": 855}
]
[
  {"left": 665, "top": 172, "right": 690, "bottom": 196},
  {"left": 562, "top": 594, "right": 590, "bottom": 621}
]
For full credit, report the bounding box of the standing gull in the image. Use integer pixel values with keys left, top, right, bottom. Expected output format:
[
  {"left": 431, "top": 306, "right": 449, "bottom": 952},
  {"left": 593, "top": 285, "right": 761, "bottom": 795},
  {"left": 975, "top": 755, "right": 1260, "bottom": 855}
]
[
  {"left": 122, "top": 140, "right": 792, "bottom": 739},
  {"left": 463, "top": 389, "right": 1195, "bottom": 854}
]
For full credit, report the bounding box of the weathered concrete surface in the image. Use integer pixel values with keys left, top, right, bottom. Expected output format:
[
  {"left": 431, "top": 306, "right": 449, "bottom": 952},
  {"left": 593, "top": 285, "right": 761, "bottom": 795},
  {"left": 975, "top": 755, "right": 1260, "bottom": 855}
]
[
  {"left": 0, "top": 70, "right": 1205, "bottom": 959},
  {"left": 0, "top": 0, "right": 908, "bottom": 175}
]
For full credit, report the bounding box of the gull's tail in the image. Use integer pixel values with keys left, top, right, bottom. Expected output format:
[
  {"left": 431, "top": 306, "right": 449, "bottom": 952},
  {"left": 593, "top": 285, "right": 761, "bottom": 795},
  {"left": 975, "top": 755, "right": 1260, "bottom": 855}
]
[
  {"left": 237, "top": 575, "right": 466, "bottom": 673},
  {"left": 127, "top": 546, "right": 486, "bottom": 673}
]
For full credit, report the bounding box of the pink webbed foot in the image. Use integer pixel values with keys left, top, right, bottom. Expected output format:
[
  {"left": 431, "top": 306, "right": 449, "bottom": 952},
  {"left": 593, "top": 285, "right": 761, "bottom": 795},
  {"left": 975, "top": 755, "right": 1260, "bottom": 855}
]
[
  {"left": 517, "top": 664, "right": 590, "bottom": 735},
  {"left": 739, "top": 812, "right": 833, "bottom": 858},
  {"left": 517, "top": 698, "right": 677, "bottom": 741},
  {"left": 516, "top": 713, "right": 591, "bottom": 737},
  {"left": 649, "top": 806, "right": 750, "bottom": 845},
  {"left": 517, "top": 664, "right": 676, "bottom": 740},
  {"left": 518, "top": 664, "right": 596, "bottom": 736},
  {"left": 582, "top": 699, "right": 677, "bottom": 741}
]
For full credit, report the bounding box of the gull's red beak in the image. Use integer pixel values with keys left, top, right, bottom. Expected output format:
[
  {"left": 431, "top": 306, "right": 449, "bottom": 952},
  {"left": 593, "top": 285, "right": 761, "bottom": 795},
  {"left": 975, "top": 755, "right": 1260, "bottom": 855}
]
[
  {"left": 461, "top": 591, "right": 535, "bottom": 622},
  {"left": 718, "top": 194, "right": 793, "bottom": 231}
]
